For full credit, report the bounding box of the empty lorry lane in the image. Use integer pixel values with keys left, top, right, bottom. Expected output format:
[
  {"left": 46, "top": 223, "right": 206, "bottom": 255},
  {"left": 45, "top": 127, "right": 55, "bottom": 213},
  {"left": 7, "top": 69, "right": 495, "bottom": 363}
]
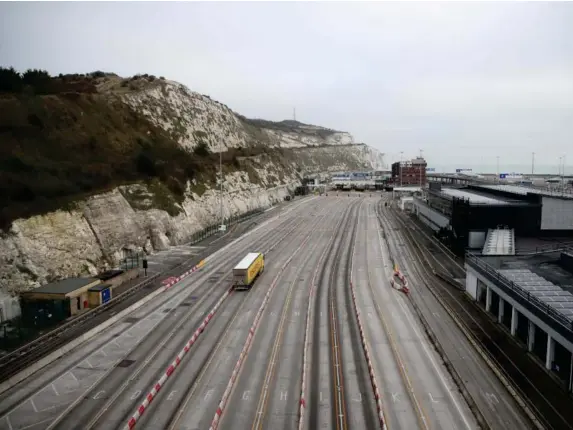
[
  {"left": 304, "top": 195, "right": 378, "bottom": 430},
  {"left": 351, "top": 198, "right": 424, "bottom": 430},
  {"left": 0, "top": 196, "right": 319, "bottom": 430},
  {"left": 357, "top": 198, "right": 478, "bottom": 429},
  {"left": 218, "top": 197, "right": 348, "bottom": 430}
]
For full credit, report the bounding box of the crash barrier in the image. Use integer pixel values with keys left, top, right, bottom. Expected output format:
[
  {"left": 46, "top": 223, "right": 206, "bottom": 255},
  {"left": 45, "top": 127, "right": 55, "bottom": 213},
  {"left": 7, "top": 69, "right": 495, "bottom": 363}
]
[{"left": 125, "top": 279, "right": 227, "bottom": 430}]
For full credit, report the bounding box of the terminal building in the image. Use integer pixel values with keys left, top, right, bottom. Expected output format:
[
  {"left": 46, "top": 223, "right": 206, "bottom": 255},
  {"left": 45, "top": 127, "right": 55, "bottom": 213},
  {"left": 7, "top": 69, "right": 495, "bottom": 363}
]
[
  {"left": 410, "top": 181, "right": 573, "bottom": 390},
  {"left": 413, "top": 183, "right": 573, "bottom": 256},
  {"left": 465, "top": 234, "right": 573, "bottom": 391}
]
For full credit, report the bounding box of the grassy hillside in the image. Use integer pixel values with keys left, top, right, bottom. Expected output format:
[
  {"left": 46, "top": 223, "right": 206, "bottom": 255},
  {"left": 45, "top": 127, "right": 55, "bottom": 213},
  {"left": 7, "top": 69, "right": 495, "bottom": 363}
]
[{"left": 0, "top": 69, "right": 283, "bottom": 230}]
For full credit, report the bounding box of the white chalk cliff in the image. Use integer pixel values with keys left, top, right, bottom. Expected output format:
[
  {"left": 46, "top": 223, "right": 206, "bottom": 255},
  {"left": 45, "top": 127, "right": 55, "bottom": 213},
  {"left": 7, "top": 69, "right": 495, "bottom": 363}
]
[{"left": 0, "top": 78, "right": 386, "bottom": 293}]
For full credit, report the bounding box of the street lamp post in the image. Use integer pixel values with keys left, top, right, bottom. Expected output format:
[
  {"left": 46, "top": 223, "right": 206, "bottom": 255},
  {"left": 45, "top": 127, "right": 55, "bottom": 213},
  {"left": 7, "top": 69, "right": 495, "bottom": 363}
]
[
  {"left": 419, "top": 149, "right": 424, "bottom": 189},
  {"left": 219, "top": 142, "right": 224, "bottom": 230},
  {"left": 532, "top": 152, "right": 535, "bottom": 175}
]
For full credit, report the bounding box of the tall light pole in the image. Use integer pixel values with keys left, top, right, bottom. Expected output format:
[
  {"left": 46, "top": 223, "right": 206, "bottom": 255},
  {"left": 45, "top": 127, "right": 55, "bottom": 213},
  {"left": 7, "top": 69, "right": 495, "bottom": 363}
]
[
  {"left": 419, "top": 149, "right": 424, "bottom": 189},
  {"left": 219, "top": 142, "right": 224, "bottom": 229},
  {"left": 531, "top": 152, "right": 535, "bottom": 175},
  {"left": 400, "top": 151, "right": 403, "bottom": 187},
  {"left": 562, "top": 154, "right": 567, "bottom": 194}
]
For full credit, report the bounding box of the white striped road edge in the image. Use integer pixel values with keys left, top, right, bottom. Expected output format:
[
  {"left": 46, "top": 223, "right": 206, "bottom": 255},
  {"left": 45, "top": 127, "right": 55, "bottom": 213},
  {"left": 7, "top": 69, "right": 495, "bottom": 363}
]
[
  {"left": 297, "top": 207, "right": 345, "bottom": 430},
  {"left": 124, "top": 285, "right": 230, "bottom": 429}
]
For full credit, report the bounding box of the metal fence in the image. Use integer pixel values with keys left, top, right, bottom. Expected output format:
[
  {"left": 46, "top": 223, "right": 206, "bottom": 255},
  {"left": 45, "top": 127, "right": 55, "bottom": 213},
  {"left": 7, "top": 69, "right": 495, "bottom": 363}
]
[
  {"left": 465, "top": 252, "right": 573, "bottom": 336},
  {"left": 187, "top": 207, "right": 266, "bottom": 245},
  {"left": 516, "top": 241, "right": 573, "bottom": 256}
]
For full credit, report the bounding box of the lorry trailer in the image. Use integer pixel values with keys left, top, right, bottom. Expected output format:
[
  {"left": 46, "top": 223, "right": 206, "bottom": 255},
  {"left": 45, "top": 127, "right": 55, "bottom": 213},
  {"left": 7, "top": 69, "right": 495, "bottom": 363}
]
[{"left": 232, "top": 252, "right": 264, "bottom": 290}]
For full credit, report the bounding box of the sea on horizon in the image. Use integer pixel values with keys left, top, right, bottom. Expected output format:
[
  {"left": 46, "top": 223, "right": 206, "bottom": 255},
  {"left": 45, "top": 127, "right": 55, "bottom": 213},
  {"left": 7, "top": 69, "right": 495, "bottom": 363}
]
[{"left": 427, "top": 164, "right": 572, "bottom": 176}]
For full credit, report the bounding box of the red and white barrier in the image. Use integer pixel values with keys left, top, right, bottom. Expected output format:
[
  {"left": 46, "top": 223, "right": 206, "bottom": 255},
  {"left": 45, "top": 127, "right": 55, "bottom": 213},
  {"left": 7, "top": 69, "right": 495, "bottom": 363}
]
[
  {"left": 124, "top": 279, "right": 228, "bottom": 430},
  {"left": 161, "top": 260, "right": 206, "bottom": 290},
  {"left": 391, "top": 270, "right": 409, "bottom": 295},
  {"left": 209, "top": 233, "right": 314, "bottom": 430},
  {"left": 349, "top": 281, "right": 388, "bottom": 430}
]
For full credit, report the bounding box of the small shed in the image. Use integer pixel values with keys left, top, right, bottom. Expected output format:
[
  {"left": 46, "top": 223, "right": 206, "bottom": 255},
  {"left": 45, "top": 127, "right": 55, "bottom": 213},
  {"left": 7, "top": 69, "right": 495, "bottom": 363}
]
[
  {"left": 21, "top": 277, "right": 101, "bottom": 321},
  {"left": 88, "top": 283, "right": 113, "bottom": 308}
]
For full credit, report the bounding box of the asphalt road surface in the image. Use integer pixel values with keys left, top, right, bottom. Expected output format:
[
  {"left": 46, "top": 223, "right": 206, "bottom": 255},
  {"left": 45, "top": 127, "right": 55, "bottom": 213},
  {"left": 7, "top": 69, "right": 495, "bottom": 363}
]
[
  {"left": 0, "top": 193, "right": 531, "bottom": 430},
  {"left": 379, "top": 193, "right": 533, "bottom": 429}
]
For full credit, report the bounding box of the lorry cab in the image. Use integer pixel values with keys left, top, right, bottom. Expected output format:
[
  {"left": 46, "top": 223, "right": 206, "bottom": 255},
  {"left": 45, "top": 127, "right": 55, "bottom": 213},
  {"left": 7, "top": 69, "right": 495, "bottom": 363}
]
[{"left": 232, "top": 252, "right": 265, "bottom": 290}]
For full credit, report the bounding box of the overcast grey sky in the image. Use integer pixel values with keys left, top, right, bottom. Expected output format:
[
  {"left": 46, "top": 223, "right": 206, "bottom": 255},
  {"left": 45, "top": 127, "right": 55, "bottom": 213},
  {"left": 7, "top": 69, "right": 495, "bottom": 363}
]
[{"left": 1, "top": 2, "right": 572, "bottom": 171}]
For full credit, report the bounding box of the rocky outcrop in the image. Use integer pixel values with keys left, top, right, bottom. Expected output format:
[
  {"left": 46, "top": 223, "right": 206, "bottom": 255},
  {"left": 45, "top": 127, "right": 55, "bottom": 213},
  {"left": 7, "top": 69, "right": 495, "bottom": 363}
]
[
  {"left": 118, "top": 81, "right": 367, "bottom": 155},
  {"left": 0, "top": 166, "right": 298, "bottom": 294}
]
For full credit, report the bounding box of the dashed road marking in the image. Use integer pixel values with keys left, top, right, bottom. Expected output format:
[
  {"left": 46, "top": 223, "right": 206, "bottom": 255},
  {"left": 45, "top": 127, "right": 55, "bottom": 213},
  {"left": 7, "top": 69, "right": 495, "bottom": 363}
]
[
  {"left": 204, "top": 389, "right": 214, "bottom": 401},
  {"left": 484, "top": 392, "right": 499, "bottom": 407}
]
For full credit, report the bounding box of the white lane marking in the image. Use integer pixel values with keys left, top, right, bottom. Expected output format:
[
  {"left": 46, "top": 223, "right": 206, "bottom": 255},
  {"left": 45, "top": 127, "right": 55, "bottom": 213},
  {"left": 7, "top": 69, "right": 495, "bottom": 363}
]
[
  {"left": 392, "top": 392, "right": 400, "bottom": 402},
  {"left": 68, "top": 372, "right": 78, "bottom": 383},
  {"left": 204, "top": 389, "right": 214, "bottom": 401},
  {"left": 18, "top": 416, "right": 54, "bottom": 430},
  {"left": 5, "top": 415, "right": 13, "bottom": 430},
  {"left": 280, "top": 391, "right": 287, "bottom": 401},
  {"left": 429, "top": 393, "right": 440, "bottom": 403},
  {"left": 484, "top": 392, "right": 500, "bottom": 406},
  {"left": 396, "top": 296, "right": 473, "bottom": 430},
  {"left": 130, "top": 390, "right": 141, "bottom": 400},
  {"left": 243, "top": 391, "right": 250, "bottom": 400},
  {"left": 94, "top": 391, "right": 105, "bottom": 400},
  {"left": 168, "top": 391, "right": 177, "bottom": 401},
  {"left": 51, "top": 384, "right": 59, "bottom": 396}
]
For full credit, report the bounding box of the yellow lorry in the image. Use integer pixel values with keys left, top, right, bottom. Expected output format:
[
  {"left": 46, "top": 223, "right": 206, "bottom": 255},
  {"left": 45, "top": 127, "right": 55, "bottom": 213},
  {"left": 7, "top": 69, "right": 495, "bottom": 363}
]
[{"left": 232, "top": 252, "right": 264, "bottom": 290}]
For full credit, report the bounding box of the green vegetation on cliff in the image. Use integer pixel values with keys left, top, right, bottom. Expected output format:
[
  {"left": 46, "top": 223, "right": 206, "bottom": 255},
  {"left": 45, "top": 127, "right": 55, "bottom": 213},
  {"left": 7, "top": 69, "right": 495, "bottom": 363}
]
[{"left": 0, "top": 67, "right": 280, "bottom": 230}]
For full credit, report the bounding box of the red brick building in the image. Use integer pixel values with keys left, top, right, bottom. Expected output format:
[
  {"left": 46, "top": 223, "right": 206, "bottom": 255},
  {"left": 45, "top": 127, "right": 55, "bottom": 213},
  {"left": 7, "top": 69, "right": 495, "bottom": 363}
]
[{"left": 391, "top": 157, "right": 427, "bottom": 186}]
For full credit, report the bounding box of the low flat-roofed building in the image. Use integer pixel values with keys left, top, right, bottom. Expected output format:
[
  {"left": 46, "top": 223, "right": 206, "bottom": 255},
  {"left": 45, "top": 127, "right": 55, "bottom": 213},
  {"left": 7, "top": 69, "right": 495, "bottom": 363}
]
[
  {"left": 470, "top": 184, "right": 573, "bottom": 233},
  {"left": 412, "top": 184, "right": 541, "bottom": 255},
  {"left": 21, "top": 277, "right": 101, "bottom": 324}
]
